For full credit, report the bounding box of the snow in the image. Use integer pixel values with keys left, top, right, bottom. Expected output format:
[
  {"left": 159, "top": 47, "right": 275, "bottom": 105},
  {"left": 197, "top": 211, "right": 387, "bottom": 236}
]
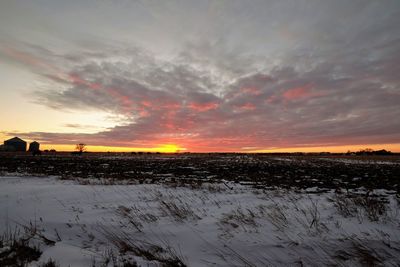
[
  {"left": 317, "top": 157, "right": 400, "bottom": 165},
  {"left": 0, "top": 176, "right": 399, "bottom": 266}
]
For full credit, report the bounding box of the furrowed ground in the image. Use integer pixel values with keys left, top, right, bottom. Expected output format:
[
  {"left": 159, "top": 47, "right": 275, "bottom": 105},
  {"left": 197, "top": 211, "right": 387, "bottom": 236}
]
[{"left": 1, "top": 153, "right": 399, "bottom": 190}]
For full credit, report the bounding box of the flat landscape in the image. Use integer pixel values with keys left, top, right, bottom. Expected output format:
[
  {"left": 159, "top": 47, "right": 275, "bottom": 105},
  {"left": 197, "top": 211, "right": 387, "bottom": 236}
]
[
  {"left": 2, "top": 0, "right": 400, "bottom": 266},
  {"left": 0, "top": 153, "right": 399, "bottom": 266}
]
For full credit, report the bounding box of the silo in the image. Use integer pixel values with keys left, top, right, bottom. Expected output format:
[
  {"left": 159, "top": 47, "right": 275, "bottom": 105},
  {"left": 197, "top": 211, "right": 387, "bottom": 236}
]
[{"left": 29, "top": 141, "right": 40, "bottom": 152}]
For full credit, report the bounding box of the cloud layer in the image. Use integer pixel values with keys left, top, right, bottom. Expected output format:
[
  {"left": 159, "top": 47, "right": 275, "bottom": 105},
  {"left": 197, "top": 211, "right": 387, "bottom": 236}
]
[{"left": 1, "top": 0, "right": 400, "bottom": 151}]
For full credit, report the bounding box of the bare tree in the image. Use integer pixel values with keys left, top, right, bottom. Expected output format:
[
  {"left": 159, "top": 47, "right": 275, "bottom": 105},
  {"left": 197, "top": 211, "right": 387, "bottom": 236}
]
[{"left": 75, "top": 143, "right": 87, "bottom": 154}]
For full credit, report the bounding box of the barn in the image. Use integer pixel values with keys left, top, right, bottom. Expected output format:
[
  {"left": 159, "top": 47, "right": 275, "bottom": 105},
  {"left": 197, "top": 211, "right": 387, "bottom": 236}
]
[{"left": 4, "top": 137, "right": 27, "bottom": 152}]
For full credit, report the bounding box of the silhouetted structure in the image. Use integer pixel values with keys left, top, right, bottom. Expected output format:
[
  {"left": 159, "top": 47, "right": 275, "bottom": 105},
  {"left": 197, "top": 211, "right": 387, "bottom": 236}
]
[
  {"left": 4, "top": 137, "right": 27, "bottom": 152},
  {"left": 28, "top": 141, "right": 40, "bottom": 152}
]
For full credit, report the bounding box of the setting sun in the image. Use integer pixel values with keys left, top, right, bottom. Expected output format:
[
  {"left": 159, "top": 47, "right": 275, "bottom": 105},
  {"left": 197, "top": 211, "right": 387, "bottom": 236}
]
[{"left": 155, "top": 144, "right": 184, "bottom": 153}]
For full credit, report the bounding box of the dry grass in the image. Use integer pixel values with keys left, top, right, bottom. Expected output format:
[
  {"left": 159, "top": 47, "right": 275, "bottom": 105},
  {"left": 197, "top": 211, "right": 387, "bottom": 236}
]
[
  {"left": 116, "top": 206, "right": 143, "bottom": 232},
  {"left": 97, "top": 224, "right": 187, "bottom": 267},
  {"left": 220, "top": 207, "right": 258, "bottom": 233},
  {"left": 353, "top": 195, "right": 387, "bottom": 222},
  {"left": 0, "top": 227, "right": 42, "bottom": 267},
  {"left": 331, "top": 192, "right": 388, "bottom": 222},
  {"left": 39, "top": 258, "right": 60, "bottom": 267},
  {"left": 334, "top": 239, "right": 384, "bottom": 267},
  {"left": 159, "top": 200, "right": 200, "bottom": 222},
  {"left": 214, "top": 244, "right": 258, "bottom": 267},
  {"left": 260, "top": 204, "right": 288, "bottom": 231}
]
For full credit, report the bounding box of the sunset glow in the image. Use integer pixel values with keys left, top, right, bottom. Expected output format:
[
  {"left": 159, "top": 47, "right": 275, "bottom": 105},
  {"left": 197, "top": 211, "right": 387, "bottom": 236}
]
[
  {"left": 1, "top": 1, "right": 399, "bottom": 152},
  {"left": 1, "top": 2, "right": 400, "bottom": 266},
  {"left": 28, "top": 143, "right": 184, "bottom": 153}
]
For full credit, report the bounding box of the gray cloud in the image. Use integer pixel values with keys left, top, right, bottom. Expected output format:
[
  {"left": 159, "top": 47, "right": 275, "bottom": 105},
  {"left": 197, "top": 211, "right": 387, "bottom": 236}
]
[{"left": 1, "top": 0, "right": 400, "bottom": 150}]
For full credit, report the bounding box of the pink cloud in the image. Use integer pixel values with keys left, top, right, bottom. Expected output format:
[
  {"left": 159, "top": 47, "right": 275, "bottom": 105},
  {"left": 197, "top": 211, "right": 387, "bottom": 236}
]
[
  {"left": 141, "top": 100, "right": 152, "bottom": 107},
  {"left": 282, "top": 84, "right": 325, "bottom": 101},
  {"left": 238, "top": 102, "right": 256, "bottom": 111},
  {"left": 68, "top": 74, "right": 102, "bottom": 91},
  {"left": 1, "top": 46, "right": 59, "bottom": 74},
  {"left": 241, "top": 87, "right": 262, "bottom": 96},
  {"left": 188, "top": 102, "right": 219, "bottom": 112}
]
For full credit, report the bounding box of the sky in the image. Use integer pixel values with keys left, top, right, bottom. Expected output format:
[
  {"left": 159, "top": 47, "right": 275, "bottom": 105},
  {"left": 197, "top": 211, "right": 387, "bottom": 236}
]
[{"left": 1, "top": 0, "right": 400, "bottom": 152}]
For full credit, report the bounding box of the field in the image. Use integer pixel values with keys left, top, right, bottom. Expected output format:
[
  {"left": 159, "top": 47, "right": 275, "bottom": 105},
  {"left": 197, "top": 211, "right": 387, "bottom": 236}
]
[{"left": 0, "top": 153, "right": 399, "bottom": 266}]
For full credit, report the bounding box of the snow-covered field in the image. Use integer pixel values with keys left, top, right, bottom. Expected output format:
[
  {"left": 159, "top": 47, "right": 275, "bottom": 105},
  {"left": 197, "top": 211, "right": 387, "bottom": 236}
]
[{"left": 1, "top": 176, "right": 399, "bottom": 266}]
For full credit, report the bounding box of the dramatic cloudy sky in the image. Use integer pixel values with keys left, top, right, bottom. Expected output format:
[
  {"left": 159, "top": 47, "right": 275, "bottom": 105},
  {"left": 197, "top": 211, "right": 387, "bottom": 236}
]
[{"left": 1, "top": 0, "right": 400, "bottom": 152}]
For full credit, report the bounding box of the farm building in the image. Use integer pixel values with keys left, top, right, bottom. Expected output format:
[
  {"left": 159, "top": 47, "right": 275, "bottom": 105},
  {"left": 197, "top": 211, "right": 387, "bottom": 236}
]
[
  {"left": 28, "top": 141, "right": 40, "bottom": 152},
  {"left": 4, "top": 137, "right": 27, "bottom": 152}
]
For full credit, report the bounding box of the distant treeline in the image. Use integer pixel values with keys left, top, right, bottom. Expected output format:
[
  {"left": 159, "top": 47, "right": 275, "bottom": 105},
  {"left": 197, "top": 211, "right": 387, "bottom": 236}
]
[
  {"left": 253, "top": 149, "right": 395, "bottom": 156},
  {"left": 177, "top": 149, "right": 397, "bottom": 156},
  {"left": 347, "top": 149, "right": 394, "bottom": 156},
  {"left": 191, "top": 149, "right": 396, "bottom": 156}
]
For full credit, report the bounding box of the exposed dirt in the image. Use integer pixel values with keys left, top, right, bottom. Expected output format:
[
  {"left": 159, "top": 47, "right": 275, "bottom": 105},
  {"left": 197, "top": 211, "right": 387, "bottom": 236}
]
[{"left": 0, "top": 153, "right": 399, "bottom": 191}]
